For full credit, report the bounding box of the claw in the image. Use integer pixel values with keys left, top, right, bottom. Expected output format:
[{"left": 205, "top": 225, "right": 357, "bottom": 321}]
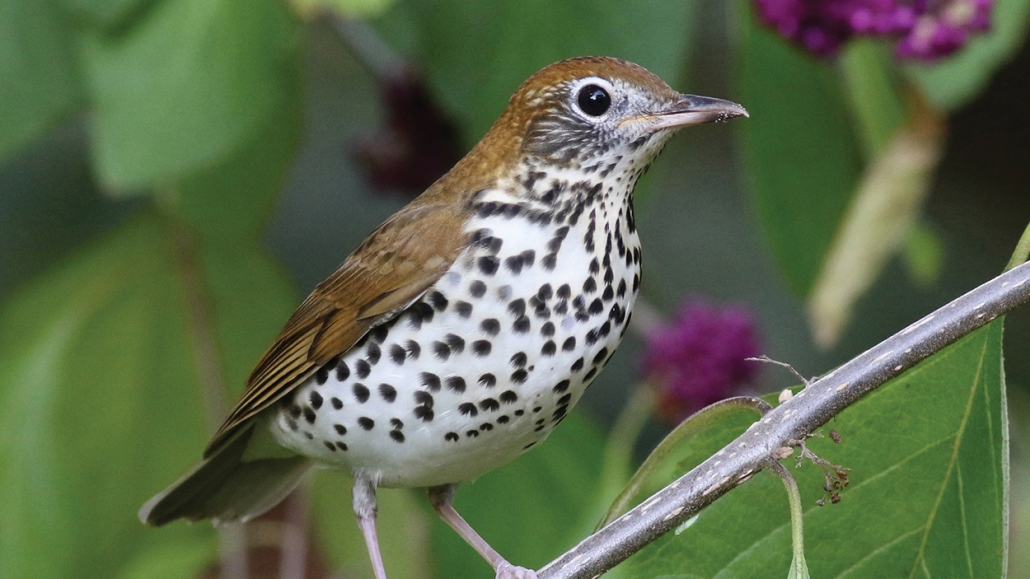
[{"left": 496, "top": 561, "right": 538, "bottom": 579}]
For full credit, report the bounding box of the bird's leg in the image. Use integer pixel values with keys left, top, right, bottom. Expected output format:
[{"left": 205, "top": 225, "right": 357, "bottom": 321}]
[
  {"left": 428, "top": 484, "right": 538, "bottom": 579},
  {"left": 353, "top": 474, "right": 389, "bottom": 579}
]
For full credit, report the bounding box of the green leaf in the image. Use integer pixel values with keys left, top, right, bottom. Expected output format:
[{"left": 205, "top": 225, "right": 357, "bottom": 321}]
[
  {"left": 290, "top": 0, "right": 397, "bottom": 18},
  {"left": 65, "top": 0, "right": 161, "bottom": 31},
  {"left": 394, "top": 0, "right": 697, "bottom": 143},
  {"left": 0, "top": 211, "right": 298, "bottom": 579},
  {"left": 430, "top": 412, "right": 607, "bottom": 578},
  {"left": 907, "top": 0, "right": 1030, "bottom": 112},
  {"left": 806, "top": 111, "right": 945, "bottom": 348},
  {"left": 311, "top": 473, "right": 432, "bottom": 579},
  {"left": 903, "top": 219, "right": 945, "bottom": 288},
  {"left": 0, "top": 214, "right": 213, "bottom": 579},
  {"left": 626, "top": 322, "right": 1007, "bottom": 578},
  {"left": 839, "top": 40, "right": 907, "bottom": 159},
  {"left": 79, "top": 0, "right": 300, "bottom": 190},
  {"left": 0, "top": 0, "right": 82, "bottom": 163},
  {"left": 738, "top": 7, "right": 865, "bottom": 296},
  {"left": 173, "top": 69, "right": 303, "bottom": 240}
]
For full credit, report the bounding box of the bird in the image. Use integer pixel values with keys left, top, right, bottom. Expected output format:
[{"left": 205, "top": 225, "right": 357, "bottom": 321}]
[{"left": 139, "top": 56, "right": 747, "bottom": 579}]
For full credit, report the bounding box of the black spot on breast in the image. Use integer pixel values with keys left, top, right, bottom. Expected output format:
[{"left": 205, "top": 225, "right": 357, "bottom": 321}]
[
  {"left": 562, "top": 337, "right": 576, "bottom": 351},
  {"left": 428, "top": 291, "right": 449, "bottom": 312},
  {"left": 553, "top": 380, "right": 570, "bottom": 393},
  {"left": 444, "top": 333, "right": 465, "bottom": 353},
  {"left": 513, "top": 316, "right": 531, "bottom": 333},
  {"left": 537, "top": 284, "right": 553, "bottom": 301},
  {"left": 331, "top": 397, "right": 343, "bottom": 410},
  {"left": 602, "top": 286, "right": 614, "bottom": 301},
  {"left": 481, "top": 318, "right": 501, "bottom": 335},
  {"left": 455, "top": 301, "right": 473, "bottom": 318},
  {"left": 571, "top": 358, "right": 584, "bottom": 372},
  {"left": 510, "top": 352, "right": 528, "bottom": 367},
  {"left": 479, "top": 373, "right": 497, "bottom": 387},
  {"left": 589, "top": 258, "right": 600, "bottom": 275},
  {"left": 511, "top": 369, "right": 529, "bottom": 384},
  {"left": 355, "top": 360, "right": 371, "bottom": 379},
  {"left": 469, "top": 280, "right": 487, "bottom": 298},
  {"left": 480, "top": 398, "right": 500, "bottom": 412},
  {"left": 584, "top": 367, "right": 598, "bottom": 381},
  {"left": 336, "top": 361, "right": 350, "bottom": 382},
  {"left": 334, "top": 423, "right": 347, "bottom": 435},
  {"left": 358, "top": 417, "right": 375, "bottom": 430},
  {"left": 432, "top": 341, "right": 451, "bottom": 361},
  {"left": 480, "top": 423, "right": 494, "bottom": 431},
  {"left": 390, "top": 418, "right": 403, "bottom": 429},
  {"left": 541, "top": 341, "right": 556, "bottom": 356},
  {"left": 534, "top": 304, "right": 551, "bottom": 319},
  {"left": 415, "top": 406, "right": 435, "bottom": 422},
  {"left": 369, "top": 325, "right": 389, "bottom": 343},
  {"left": 405, "top": 340, "right": 421, "bottom": 359},
  {"left": 324, "top": 441, "right": 337, "bottom": 451},
  {"left": 467, "top": 430, "right": 480, "bottom": 438},
  {"left": 478, "top": 256, "right": 499, "bottom": 275},
  {"left": 446, "top": 376, "right": 466, "bottom": 393},
  {"left": 542, "top": 254, "right": 557, "bottom": 270},
  {"left": 498, "top": 415, "right": 510, "bottom": 424},
  {"left": 589, "top": 298, "right": 604, "bottom": 315},
  {"left": 390, "top": 431, "right": 405, "bottom": 442},
  {"left": 379, "top": 383, "right": 397, "bottom": 402},
  {"left": 366, "top": 343, "right": 381, "bottom": 365},
  {"left": 541, "top": 321, "right": 555, "bottom": 337},
  {"left": 505, "top": 254, "right": 525, "bottom": 275},
  {"left": 459, "top": 403, "right": 478, "bottom": 417},
  {"left": 445, "top": 432, "right": 459, "bottom": 442},
  {"left": 557, "top": 284, "right": 571, "bottom": 299},
  {"left": 309, "top": 391, "right": 323, "bottom": 409},
  {"left": 420, "top": 372, "right": 441, "bottom": 392},
  {"left": 583, "top": 277, "right": 597, "bottom": 294},
  {"left": 353, "top": 384, "right": 370, "bottom": 403},
  {"left": 471, "top": 340, "right": 492, "bottom": 357},
  {"left": 500, "top": 390, "right": 518, "bottom": 404},
  {"left": 303, "top": 407, "right": 316, "bottom": 424},
  {"left": 508, "top": 299, "right": 526, "bottom": 318},
  {"left": 389, "top": 344, "right": 406, "bottom": 365},
  {"left": 315, "top": 366, "right": 329, "bottom": 385},
  {"left": 336, "top": 441, "right": 349, "bottom": 451}
]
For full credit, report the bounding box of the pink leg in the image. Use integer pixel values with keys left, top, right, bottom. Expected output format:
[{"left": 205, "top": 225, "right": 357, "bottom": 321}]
[
  {"left": 353, "top": 475, "right": 389, "bottom": 579},
  {"left": 428, "top": 484, "right": 538, "bottom": 579}
]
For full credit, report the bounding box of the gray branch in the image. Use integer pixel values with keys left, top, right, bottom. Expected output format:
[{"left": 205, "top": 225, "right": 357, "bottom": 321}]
[{"left": 538, "top": 260, "right": 1030, "bottom": 579}]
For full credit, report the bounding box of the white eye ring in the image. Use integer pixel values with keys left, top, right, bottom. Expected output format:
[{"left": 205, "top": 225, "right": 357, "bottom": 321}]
[{"left": 569, "top": 77, "right": 617, "bottom": 120}]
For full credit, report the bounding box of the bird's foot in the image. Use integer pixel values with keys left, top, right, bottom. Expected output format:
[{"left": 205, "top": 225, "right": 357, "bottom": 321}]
[{"left": 495, "top": 561, "right": 538, "bottom": 579}]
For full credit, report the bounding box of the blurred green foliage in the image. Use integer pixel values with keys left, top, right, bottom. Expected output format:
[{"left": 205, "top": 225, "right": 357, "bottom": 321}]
[{"left": 0, "top": 0, "right": 1028, "bottom": 577}]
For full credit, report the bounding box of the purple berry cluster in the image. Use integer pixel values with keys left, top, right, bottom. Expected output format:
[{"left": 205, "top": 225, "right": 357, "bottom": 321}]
[
  {"left": 751, "top": 0, "right": 993, "bottom": 60},
  {"left": 642, "top": 299, "right": 761, "bottom": 424}
]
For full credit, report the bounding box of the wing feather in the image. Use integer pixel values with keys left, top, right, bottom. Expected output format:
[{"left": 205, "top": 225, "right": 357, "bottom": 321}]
[{"left": 205, "top": 202, "right": 470, "bottom": 456}]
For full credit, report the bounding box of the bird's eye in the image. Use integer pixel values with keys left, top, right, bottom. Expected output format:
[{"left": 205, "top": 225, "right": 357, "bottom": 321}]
[{"left": 576, "top": 84, "right": 611, "bottom": 117}]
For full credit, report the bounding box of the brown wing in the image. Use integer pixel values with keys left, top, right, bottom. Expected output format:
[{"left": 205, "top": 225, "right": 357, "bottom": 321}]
[{"left": 205, "top": 201, "right": 470, "bottom": 456}]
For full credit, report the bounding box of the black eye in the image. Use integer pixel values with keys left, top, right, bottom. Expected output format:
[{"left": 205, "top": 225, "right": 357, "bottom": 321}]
[{"left": 576, "top": 84, "right": 611, "bottom": 117}]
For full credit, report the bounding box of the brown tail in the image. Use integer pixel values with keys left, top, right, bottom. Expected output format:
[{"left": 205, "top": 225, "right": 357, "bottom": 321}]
[{"left": 140, "top": 425, "right": 311, "bottom": 526}]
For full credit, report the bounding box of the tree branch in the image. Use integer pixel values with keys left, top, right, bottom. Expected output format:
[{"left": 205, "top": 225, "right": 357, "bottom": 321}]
[{"left": 538, "top": 260, "right": 1030, "bottom": 579}]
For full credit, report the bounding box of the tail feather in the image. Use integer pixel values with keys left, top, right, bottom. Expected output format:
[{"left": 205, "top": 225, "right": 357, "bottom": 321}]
[{"left": 140, "top": 425, "right": 312, "bottom": 526}]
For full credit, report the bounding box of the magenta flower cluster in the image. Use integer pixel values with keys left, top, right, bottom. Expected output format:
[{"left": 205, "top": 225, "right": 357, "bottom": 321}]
[
  {"left": 643, "top": 300, "right": 761, "bottom": 424},
  {"left": 752, "top": 0, "right": 993, "bottom": 59}
]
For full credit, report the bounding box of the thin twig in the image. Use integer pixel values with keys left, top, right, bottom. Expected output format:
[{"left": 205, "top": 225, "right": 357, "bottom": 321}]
[{"left": 538, "top": 260, "right": 1030, "bottom": 579}]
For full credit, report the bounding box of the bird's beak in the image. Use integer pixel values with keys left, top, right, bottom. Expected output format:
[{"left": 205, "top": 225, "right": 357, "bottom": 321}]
[{"left": 625, "top": 94, "right": 749, "bottom": 132}]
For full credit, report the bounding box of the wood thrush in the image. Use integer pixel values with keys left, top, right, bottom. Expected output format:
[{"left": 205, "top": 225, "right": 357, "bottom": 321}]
[{"left": 140, "top": 56, "right": 747, "bottom": 579}]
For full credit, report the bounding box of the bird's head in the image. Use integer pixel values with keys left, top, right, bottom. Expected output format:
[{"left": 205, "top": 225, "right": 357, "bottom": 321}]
[
  {"left": 497, "top": 56, "right": 748, "bottom": 169},
  {"left": 430, "top": 57, "right": 747, "bottom": 200}
]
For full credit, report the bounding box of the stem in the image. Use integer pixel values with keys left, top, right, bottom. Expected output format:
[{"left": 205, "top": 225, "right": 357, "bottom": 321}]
[
  {"left": 170, "top": 215, "right": 248, "bottom": 579},
  {"left": 767, "top": 460, "right": 808, "bottom": 579},
  {"left": 538, "top": 260, "right": 1030, "bottom": 579},
  {"left": 599, "top": 396, "right": 771, "bottom": 529}
]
